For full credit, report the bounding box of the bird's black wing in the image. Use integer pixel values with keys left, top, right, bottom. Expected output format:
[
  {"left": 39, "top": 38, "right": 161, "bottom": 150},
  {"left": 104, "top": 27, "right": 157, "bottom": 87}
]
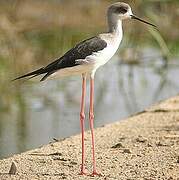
[{"left": 13, "top": 36, "right": 107, "bottom": 81}]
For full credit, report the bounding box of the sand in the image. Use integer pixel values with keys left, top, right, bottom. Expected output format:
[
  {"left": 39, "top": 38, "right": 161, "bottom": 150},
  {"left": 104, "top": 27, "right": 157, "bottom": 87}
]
[{"left": 0, "top": 96, "right": 179, "bottom": 179}]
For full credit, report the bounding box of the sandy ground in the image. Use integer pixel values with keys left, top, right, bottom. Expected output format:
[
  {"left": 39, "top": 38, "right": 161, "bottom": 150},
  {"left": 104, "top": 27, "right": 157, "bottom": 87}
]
[{"left": 0, "top": 96, "right": 179, "bottom": 180}]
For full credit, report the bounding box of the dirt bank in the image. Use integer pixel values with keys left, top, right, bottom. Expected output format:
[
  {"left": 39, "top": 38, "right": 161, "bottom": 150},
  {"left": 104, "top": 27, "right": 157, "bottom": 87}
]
[{"left": 0, "top": 96, "right": 179, "bottom": 179}]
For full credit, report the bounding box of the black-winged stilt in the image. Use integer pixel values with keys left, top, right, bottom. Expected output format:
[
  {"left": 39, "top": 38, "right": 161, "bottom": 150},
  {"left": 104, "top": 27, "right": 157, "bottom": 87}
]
[{"left": 13, "top": 2, "right": 156, "bottom": 176}]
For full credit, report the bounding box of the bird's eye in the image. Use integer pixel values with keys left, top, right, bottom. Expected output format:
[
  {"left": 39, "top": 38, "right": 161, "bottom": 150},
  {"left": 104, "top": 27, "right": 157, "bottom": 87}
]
[{"left": 115, "top": 7, "right": 128, "bottom": 14}]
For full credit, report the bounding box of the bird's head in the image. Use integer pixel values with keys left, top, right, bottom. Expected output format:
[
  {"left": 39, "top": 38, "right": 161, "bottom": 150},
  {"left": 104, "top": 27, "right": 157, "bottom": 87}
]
[{"left": 108, "top": 2, "right": 156, "bottom": 28}]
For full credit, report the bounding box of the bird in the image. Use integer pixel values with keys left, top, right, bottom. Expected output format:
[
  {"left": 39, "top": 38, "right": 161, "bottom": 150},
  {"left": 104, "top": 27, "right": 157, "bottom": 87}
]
[{"left": 13, "top": 2, "right": 156, "bottom": 176}]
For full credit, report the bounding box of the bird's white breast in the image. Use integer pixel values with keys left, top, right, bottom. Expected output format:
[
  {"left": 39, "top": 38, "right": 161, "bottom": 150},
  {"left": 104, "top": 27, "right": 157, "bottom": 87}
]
[{"left": 86, "top": 33, "right": 122, "bottom": 70}]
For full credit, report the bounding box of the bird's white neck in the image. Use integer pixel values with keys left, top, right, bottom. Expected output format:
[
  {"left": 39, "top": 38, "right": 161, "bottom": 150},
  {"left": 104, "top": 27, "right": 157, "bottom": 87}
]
[{"left": 108, "top": 16, "right": 123, "bottom": 37}]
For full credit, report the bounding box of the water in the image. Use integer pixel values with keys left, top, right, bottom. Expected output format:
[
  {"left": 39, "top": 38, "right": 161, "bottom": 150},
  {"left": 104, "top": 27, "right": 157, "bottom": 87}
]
[{"left": 0, "top": 49, "right": 179, "bottom": 159}]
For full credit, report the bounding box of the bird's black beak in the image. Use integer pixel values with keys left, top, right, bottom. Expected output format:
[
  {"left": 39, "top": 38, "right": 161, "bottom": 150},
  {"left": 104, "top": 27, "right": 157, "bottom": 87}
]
[{"left": 131, "top": 15, "right": 157, "bottom": 28}]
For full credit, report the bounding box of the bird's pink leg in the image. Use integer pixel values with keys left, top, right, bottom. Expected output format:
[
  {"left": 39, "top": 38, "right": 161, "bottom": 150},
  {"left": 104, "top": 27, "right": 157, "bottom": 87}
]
[
  {"left": 79, "top": 74, "right": 87, "bottom": 175},
  {"left": 89, "top": 77, "right": 101, "bottom": 176}
]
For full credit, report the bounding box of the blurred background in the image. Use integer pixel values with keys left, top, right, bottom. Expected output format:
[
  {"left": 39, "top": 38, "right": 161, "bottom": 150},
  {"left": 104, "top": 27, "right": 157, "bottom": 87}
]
[{"left": 0, "top": 0, "right": 179, "bottom": 158}]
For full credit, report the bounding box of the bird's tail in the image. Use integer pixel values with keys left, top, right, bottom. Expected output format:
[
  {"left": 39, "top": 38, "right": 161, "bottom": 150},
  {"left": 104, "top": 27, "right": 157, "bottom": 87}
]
[{"left": 12, "top": 67, "right": 45, "bottom": 81}]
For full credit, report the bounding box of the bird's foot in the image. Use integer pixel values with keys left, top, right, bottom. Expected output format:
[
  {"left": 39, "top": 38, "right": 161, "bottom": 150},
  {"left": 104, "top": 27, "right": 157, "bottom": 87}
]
[
  {"left": 79, "top": 171, "right": 87, "bottom": 176},
  {"left": 78, "top": 166, "right": 88, "bottom": 175},
  {"left": 90, "top": 170, "right": 102, "bottom": 177}
]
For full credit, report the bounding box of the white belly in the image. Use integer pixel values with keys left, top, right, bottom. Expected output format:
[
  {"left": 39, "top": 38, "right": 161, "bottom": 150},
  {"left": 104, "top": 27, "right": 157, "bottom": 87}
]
[
  {"left": 87, "top": 44, "right": 119, "bottom": 67},
  {"left": 86, "top": 37, "right": 122, "bottom": 71},
  {"left": 49, "top": 64, "right": 94, "bottom": 79}
]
